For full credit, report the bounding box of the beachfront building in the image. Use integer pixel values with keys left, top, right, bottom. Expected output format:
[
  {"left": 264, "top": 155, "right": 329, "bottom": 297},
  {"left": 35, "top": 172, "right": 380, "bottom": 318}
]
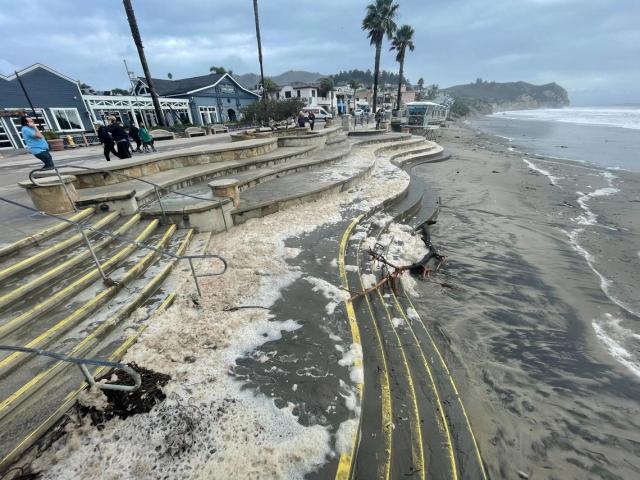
[
  {"left": 0, "top": 64, "right": 91, "bottom": 150},
  {"left": 133, "top": 73, "right": 260, "bottom": 125},
  {"left": 274, "top": 83, "right": 319, "bottom": 107}
]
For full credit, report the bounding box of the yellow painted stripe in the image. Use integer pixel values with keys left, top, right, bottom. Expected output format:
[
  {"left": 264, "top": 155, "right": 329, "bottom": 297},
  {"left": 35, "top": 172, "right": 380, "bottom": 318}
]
[
  {"left": 0, "top": 292, "right": 176, "bottom": 472},
  {"left": 355, "top": 236, "right": 393, "bottom": 480},
  {"left": 404, "top": 295, "right": 488, "bottom": 480},
  {"left": 0, "top": 231, "right": 192, "bottom": 419},
  {"left": 0, "top": 208, "right": 94, "bottom": 258},
  {"left": 0, "top": 211, "right": 119, "bottom": 282},
  {"left": 0, "top": 220, "right": 159, "bottom": 339},
  {"left": 0, "top": 214, "right": 142, "bottom": 309},
  {"left": 335, "top": 215, "right": 364, "bottom": 480},
  {"left": 0, "top": 225, "right": 176, "bottom": 375},
  {"left": 375, "top": 287, "right": 426, "bottom": 480},
  {"left": 391, "top": 293, "right": 458, "bottom": 480}
]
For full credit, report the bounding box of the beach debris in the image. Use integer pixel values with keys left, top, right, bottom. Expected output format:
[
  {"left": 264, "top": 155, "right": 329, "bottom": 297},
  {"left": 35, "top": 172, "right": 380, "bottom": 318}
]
[
  {"left": 349, "top": 219, "right": 447, "bottom": 300},
  {"left": 518, "top": 471, "right": 530, "bottom": 479},
  {"left": 77, "top": 363, "right": 171, "bottom": 426}
]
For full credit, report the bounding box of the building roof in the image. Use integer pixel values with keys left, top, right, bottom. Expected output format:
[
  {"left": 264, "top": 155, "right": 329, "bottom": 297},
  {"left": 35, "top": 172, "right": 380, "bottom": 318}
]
[
  {"left": 4, "top": 63, "right": 79, "bottom": 84},
  {"left": 138, "top": 72, "right": 259, "bottom": 98}
]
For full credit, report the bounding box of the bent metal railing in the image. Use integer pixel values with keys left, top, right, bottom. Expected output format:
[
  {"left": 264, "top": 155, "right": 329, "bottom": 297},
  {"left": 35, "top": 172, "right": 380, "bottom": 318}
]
[
  {"left": 0, "top": 345, "right": 141, "bottom": 392},
  {"left": 0, "top": 195, "right": 227, "bottom": 297},
  {"left": 28, "top": 164, "right": 230, "bottom": 232}
]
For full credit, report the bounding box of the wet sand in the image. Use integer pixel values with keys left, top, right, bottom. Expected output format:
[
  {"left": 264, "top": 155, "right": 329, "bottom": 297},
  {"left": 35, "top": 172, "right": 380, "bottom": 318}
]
[{"left": 410, "top": 123, "right": 640, "bottom": 479}]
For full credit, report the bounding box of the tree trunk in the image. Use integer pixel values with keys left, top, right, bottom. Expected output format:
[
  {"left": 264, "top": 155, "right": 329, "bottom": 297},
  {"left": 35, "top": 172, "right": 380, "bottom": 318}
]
[
  {"left": 253, "top": 0, "right": 266, "bottom": 101},
  {"left": 123, "top": 0, "right": 165, "bottom": 126},
  {"left": 396, "top": 51, "right": 404, "bottom": 110},
  {"left": 372, "top": 40, "right": 382, "bottom": 112}
]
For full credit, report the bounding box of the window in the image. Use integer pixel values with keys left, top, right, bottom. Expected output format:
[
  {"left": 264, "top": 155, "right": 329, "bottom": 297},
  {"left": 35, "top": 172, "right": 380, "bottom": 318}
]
[
  {"left": 9, "top": 108, "right": 50, "bottom": 147},
  {"left": 297, "top": 90, "right": 301, "bottom": 98},
  {"left": 51, "top": 108, "right": 83, "bottom": 131},
  {"left": 199, "top": 106, "right": 218, "bottom": 125},
  {"left": 311, "top": 90, "right": 316, "bottom": 97},
  {"left": 0, "top": 119, "right": 15, "bottom": 149},
  {"left": 285, "top": 91, "right": 291, "bottom": 98}
]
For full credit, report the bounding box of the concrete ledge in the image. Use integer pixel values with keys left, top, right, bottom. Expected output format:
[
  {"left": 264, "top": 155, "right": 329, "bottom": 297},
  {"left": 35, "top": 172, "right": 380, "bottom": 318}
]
[
  {"left": 76, "top": 189, "right": 139, "bottom": 215},
  {"left": 35, "top": 137, "right": 278, "bottom": 189},
  {"left": 143, "top": 197, "right": 233, "bottom": 233},
  {"left": 18, "top": 175, "right": 79, "bottom": 214},
  {"left": 232, "top": 154, "right": 375, "bottom": 225}
]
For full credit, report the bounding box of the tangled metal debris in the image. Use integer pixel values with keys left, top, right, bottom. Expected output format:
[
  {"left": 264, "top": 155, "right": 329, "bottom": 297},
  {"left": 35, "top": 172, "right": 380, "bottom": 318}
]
[{"left": 350, "top": 219, "right": 448, "bottom": 299}]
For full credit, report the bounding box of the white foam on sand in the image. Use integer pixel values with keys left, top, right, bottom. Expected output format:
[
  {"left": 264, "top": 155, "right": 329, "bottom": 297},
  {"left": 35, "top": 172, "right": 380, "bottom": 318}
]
[
  {"left": 334, "top": 419, "right": 358, "bottom": 455},
  {"left": 573, "top": 187, "right": 619, "bottom": 226},
  {"left": 360, "top": 273, "right": 378, "bottom": 290},
  {"left": 31, "top": 140, "right": 413, "bottom": 480},
  {"left": 566, "top": 229, "right": 639, "bottom": 318},
  {"left": 304, "top": 276, "right": 350, "bottom": 315},
  {"left": 522, "top": 158, "right": 562, "bottom": 185},
  {"left": 593, "top": 314, "right": 640, "bottom": 378}
]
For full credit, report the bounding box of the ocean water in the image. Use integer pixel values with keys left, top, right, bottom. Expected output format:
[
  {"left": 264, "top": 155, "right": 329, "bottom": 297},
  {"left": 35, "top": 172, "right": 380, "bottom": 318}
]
[
  {"left": 471, "top": 108, "right": 640, "bottom": 386},
  {"left": 470, "top": 106, "right": 640, "bottom": 172}
]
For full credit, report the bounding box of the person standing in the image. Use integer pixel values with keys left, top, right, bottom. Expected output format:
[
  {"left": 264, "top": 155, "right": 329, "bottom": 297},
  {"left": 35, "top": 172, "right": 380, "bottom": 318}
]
[
  {"left": 375, "top": 108, "right": 383, "bottom": 130},
  {"left": 297, "top": 111, "right": 306, "bottom": 128},
  {"left": 107, "top": 116, "right": 131, "bottom": 159},
  {"left": 20, "top": 116, "right": 54, "bottom": 169},
  {"left": 138, "top": 123, "right": 156, "bottom": 153},
  {"left": 308, "top": 111, "right": 316, "bottom": 131},
  {"left": 95, "top": 122, "right": 118, "bottom": 161},
  {"left": 128, "top": 124, "right": 142, "bottom": 153}
]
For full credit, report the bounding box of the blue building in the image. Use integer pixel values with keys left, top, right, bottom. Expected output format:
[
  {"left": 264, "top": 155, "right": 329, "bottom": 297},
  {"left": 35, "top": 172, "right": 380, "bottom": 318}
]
[
  {"left": 0, "top": 64, "right": 90, "bottom": 151},
  {"left": 134, "top": 73, "right": 260, "bottom": 125}
]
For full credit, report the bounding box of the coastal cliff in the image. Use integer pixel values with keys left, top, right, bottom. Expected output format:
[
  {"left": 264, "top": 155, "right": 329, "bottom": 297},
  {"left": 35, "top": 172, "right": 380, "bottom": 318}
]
[{"left": 444, "top": 80, "right": 570, "bottom": 116}]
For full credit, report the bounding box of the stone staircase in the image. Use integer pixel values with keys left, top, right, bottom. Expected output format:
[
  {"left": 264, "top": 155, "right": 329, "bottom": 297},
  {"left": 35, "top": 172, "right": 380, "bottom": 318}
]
[{"left": 0, "top": 126, "right": 445, "bottom": 473}]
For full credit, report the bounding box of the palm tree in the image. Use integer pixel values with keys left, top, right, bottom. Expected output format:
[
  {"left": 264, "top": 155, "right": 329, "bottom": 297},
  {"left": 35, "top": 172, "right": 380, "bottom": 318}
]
[
  {"left": 253, "top": 0, "right": 266, "bottom": 100},
  {"left": 122, "top": 0, "right": 165, "bottom": 126},
  {"left": 362, "top": 0, "right": 399, "bottom": 112},
  {"left": 390, "top": 24, "right": 415, "bottom": 109}
]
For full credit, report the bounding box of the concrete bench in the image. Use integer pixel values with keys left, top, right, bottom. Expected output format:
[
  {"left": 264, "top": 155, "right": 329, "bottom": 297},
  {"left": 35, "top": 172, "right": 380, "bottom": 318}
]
[
  {"left": 149, "top": 129, "right": 175, "bottom": 141},
  {"left": 209, "top": 125, "right": 229, "bottom": 135},
  {"left": 185, "top": 127, "right": 206, "bottom": 138}
]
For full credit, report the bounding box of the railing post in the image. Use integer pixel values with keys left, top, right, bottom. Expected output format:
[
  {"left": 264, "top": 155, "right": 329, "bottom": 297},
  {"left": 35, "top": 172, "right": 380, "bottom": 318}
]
[
  {"left": 54, "top": 167, "right": 79, "bottom": 213},
  {"left": 76, "top": 225, "right": 109, "bottom": 282},
  {"left": 154, "top": 185, "right": 168, "bottom": 224},
  {"left": 188, "top": 257, "right": 202, "bottom": 297}
]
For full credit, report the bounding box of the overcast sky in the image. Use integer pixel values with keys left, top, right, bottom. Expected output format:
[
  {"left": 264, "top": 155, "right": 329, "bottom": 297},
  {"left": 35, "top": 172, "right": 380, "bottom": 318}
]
[{"left": 1, "top": 0, "right": 638, "bottom": 105}]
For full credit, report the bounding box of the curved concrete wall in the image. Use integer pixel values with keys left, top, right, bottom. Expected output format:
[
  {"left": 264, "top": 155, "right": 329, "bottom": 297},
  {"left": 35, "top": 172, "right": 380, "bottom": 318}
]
[{"left": 60, "top": 138, "right": 278, "bottom": 188}]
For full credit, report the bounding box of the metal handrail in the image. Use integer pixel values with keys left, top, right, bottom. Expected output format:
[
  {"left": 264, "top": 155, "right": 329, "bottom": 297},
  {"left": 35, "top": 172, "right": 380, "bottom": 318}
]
[
  {"left": 29, "top": 163, "right": 230, "bottom": 232},
  {"left": 0, "top": 196, "right": 227, "bottom": 296},
  {"left": 0, "top": 345, "right": 141, "bottom": 392}
]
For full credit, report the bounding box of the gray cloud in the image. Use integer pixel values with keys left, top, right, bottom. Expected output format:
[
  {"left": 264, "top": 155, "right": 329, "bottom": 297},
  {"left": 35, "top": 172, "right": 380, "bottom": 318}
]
[{"left": 1, "top": 0, "right": 638, "bottom": 105}]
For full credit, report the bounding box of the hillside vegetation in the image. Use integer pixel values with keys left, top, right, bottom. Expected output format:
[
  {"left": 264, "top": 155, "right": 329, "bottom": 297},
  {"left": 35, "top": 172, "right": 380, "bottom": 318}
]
[{"left": 444, "top": 80, "right": 570, "bottom": 115}]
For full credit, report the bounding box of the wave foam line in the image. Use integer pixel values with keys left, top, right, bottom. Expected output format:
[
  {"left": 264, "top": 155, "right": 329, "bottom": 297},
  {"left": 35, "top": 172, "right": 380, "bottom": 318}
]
[
  {"left": 593, "top": 314, "right": 640, "bottom": 378},
  {"left": 522, "top": 158, "right": 562, "bottom": 185}
]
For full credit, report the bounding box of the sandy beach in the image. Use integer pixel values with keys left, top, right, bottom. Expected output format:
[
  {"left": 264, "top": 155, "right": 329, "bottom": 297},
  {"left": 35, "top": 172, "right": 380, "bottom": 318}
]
[{"left": 410, "top": 122, "right": 640, "bottom": 479}]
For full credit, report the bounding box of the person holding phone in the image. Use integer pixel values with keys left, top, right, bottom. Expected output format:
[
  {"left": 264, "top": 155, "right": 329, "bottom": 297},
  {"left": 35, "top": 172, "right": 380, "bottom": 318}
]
[{"left": 20, "top": 115, "right": 54, "bottom": 169}]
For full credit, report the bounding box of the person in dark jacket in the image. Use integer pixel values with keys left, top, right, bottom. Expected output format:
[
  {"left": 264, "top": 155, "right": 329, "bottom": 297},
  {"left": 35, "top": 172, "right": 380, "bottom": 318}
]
[
  {"left": 297, "top": 111, "right": 306, "bottom": 128},
  {"left": 128, "top": 124, "right": 142, "bottom": 153},
  {"left": 95, "top": 122, "right": 118, "bottom": 161},
  {"left": 107, "top": 116, "right": 131, "bottom": 159},
  {"left": 308, "top": 111, "right": 316, "bottom": 130}
]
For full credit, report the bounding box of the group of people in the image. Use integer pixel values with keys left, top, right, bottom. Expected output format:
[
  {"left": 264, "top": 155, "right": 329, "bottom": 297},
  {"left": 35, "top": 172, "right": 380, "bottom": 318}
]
[
  {"left": 95, "top": 116, "right": 156, "bottom": 162},
  {"left": 296, "top": 110, "right": 316, "bottom": 130},
  {"left": 18, "top": 114, "right": 158, "bottom": 171}
]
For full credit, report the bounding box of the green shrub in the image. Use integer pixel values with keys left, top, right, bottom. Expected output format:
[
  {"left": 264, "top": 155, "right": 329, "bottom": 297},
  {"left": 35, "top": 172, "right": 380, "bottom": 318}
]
[{"left": 241, "top": 99, "right": 307, "bottom": 124}]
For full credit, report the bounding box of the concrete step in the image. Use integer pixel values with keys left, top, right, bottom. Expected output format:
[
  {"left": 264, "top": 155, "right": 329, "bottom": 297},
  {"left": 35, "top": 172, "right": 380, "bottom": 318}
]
[
  {"left": 0, "top": 214, "right": 143, "bottom": 310},
  {"left": 0, "top": 220, "right": 161, "bottom": 340},
  {"left": 0, "top": 208, "right": 95, "bottom": 259},
  {"left": 74, "top": 145, "right": 315, "bottom": 211}
]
